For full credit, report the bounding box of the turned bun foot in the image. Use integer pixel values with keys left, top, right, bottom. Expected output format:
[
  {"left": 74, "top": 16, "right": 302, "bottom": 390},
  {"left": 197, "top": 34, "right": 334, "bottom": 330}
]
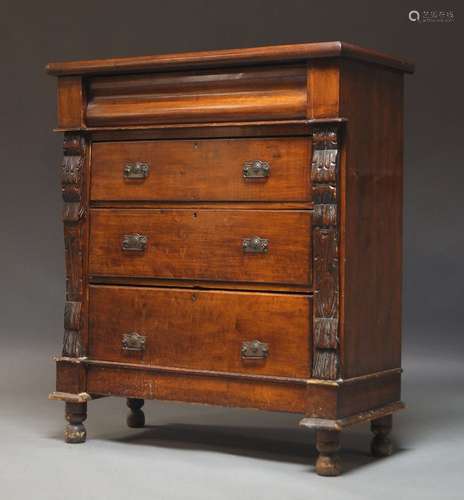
[
  {"left": 371, "top": 415, "right": 393, "bottom": 457},
  {"left": 65, "top": 402, "right": 87, "bottom": 443},
  {"left": 315, "top": 429, "right": 341, "bottom": 476},
  {"left": 127, "top": 398, "right": 145, "bottom": 428}
]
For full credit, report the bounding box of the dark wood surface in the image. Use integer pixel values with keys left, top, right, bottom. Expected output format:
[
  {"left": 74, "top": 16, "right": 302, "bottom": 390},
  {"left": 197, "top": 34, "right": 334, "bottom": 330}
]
[
  {"left": 88, "top": 285, "right": 311, "bottom": 378},
  {"left": 88, "top": 208, "right": 312, "bottom": 286},
  {"left": 91, "top": 137, "right": 311, "bottom": 202},
  {"left": 46, "top": 41, "right": 414, "bottom": 75},
  {"left": 338, "top": 60, "right": 403, "bottom": 378}
]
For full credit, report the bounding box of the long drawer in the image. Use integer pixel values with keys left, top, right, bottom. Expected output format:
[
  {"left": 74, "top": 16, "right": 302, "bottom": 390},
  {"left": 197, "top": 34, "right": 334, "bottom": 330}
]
[
  {"left": 86, "top": 65, "right": 307, "bottom": 126},
  {"left": 90, "top": 137, "right": 311, "bottom": 202},
  {"left": 89, "top": 209, "right": 312, "bottom": 286},
  {"left": 88, "top": 285, "right": 311, "bottom": 378}
]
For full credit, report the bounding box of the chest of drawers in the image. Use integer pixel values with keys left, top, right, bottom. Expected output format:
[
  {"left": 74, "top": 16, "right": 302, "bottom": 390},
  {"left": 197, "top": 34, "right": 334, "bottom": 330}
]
[{"left": 47, "top": 42, "right": 413, "bottom": 476}]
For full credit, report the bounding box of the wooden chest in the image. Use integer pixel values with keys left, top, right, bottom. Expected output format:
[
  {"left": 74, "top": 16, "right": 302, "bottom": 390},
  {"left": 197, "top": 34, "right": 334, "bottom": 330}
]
[{"left": 47, "top": 42, "right": 413, "bottom": 476}]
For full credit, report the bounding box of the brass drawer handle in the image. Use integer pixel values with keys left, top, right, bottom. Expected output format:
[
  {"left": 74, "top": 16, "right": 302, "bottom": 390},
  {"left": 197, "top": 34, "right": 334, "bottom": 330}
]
[
  {"left": 242, "top": 236, "right": 269, "bottom": 253},
  {"left": 122, "top": 332, "right": 146, "bottom": 351},
  {"left": 242, "top": 160, "right": 270, "bottom": 179},
  {"left": 121, "top": 234, "right": 148, "bottom": 252},
  {"left": 241, "top": 340, "right": 269, "bottom": 360},
  {"left": 123, "top": 162, "right": 150, "bottom": 179}
]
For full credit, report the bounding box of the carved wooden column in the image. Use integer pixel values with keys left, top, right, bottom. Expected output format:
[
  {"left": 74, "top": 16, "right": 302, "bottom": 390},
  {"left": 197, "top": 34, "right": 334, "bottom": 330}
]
[
  {"left": 311, "top": 126, "right": 340, "bottom": 380},
  {"left": 62, "top": 133, "right": 87, "bottom": 358}
]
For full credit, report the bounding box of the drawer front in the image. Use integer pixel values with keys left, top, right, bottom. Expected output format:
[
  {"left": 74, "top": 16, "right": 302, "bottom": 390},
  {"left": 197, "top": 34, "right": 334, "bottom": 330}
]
[
  {"left": 91, "top": 138, "right": 311, "bottom": 202},
  {"left": 86, "top": 65, "right": 307, "bottom": 126},
  {"left": 89, "top": 209, "right": 312, "bottom": 286},
  {"left": 88, "top": 285, "right": 311, "bottom": 378}
]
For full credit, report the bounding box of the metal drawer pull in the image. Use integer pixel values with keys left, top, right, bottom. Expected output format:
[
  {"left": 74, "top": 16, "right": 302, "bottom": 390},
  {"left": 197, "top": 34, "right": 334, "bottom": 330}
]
[
  {"left": 242, "top": 236, "right": 269, "bottom": 253},
  {"left": 242, "top": 160, "right": 270, "bottom": 179},
  {"left": 121, "top": 233, "right": 148, "bottom": 252},
  {"left": 122, "top": 332, "right": 146, "bottom": 351},
  {"left": 123, "top": 162, "right": 150, "bottom": 179},
  {"left": 241, "top": 340, "right": 269, "bottom": 360}
]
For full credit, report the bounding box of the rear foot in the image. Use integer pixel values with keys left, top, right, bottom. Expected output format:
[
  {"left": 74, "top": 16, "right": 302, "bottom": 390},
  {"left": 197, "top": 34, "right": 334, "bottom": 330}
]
[
  {"left": 127, "top": 398, "right": 145, "bottom": 428},
  {"left": 371, "top": 415, "right": 393, "bottom": 457}
]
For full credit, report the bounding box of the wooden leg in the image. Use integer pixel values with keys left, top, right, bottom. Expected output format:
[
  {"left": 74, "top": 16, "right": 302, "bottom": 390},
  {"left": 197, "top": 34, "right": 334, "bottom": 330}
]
[
  {"left": 315, "top": 429, "right": 341, "bottom": 476},
  {"left": 371, "top": 414, "right": 393, "bottom": 457},
  {"left": 127, "top": 398, "right": 145, "bottom": 428},
  {"left": 65, "top": 402, "right": 87, "bottom": 443}
]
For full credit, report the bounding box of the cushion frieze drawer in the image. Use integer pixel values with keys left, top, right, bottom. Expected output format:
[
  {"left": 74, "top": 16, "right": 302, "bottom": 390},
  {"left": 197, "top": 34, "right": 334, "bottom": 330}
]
[
  {"left": 90, "top": 137, "right": 311, "bottom": 202},
  {"left": 88, "top": 285, "right": 312, "bottom": 379},
  {"left": 89, "top": 208, "right": 312, "bottom": 286},
  {"left": 86, "top": 64, "right": 307, "bottom": 127}
]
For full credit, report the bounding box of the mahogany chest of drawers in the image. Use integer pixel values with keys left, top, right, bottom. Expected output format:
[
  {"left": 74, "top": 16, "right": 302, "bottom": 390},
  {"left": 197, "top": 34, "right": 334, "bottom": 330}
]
[{"left": 47, "top": 42, "right": 413, "bottom": 476}]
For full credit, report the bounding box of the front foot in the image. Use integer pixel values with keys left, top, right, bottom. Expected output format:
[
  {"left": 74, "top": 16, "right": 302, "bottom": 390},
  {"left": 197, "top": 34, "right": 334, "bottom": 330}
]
[
  {"left": 371, "top": 415, "right": 393, "bottom": 457},
  {"left": 315, "top": 429, "right": 341, "bottom": 476},
  {"left": 127, "top": 398, "right": 145, "bottom": 428},
  {"left": 65, "top": 402, "right": 87, "bottom": 443}
]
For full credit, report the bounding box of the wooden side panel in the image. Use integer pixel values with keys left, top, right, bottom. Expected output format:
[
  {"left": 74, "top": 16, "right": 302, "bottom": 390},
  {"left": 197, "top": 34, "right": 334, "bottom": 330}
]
[
  {"left": 339, "top": 61, "right": 404, "bottom": 378},
  {"left": 57, "top": 76, "right": 84, "bottom": 128},
  {"left": 86, "top": 65, "right": 307, "bottom": 126},
  {"left": 88, "top": 285, "right": 311, "bottom": 378},
  {"left": 89, "top": 209, "right": 312, "bottom": 286},
  {"left": 86, "top": 367, "right": 306, "bottom": 413},
  {"left": 91, "top": 138, "right": 311, "bottom": 202}
]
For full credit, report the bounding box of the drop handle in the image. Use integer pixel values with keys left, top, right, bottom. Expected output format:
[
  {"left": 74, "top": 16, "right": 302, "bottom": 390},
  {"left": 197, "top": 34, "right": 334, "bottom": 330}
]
[
  {"left": 121, "top": 234, "right": 148, "bottom": 252},
  {"left": 122, "top": 332, "right": 146, "bottom": 352},
  {"left": 242, "top": 160, "right": 270, "bottom": 179},
  {"left": 123, "top": 162, "right": 150, "bottom": 179},
  {"left": 242, "top": 236, "right": 269, "bottom": 253},
  {"left": 241, "top": 340, "right": 269, "bottom": 360}
]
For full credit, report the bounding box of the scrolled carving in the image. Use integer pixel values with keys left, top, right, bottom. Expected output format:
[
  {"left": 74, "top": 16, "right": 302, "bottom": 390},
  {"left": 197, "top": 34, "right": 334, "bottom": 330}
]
[
  {"left": 311, "top": 125, "right": 341, "bottom": 380},
  {"left": 61, "top": 134, "right": 85, "bottom": 222},
  {"left": 61, "top": 133, "right": 87, "bottom": 358},
  {"left": 63, "top": 301, "right": 83, "bottom": 357}
]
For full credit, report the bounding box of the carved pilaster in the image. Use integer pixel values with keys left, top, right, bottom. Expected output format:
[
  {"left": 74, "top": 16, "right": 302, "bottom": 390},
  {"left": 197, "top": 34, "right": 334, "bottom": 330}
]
[
  {"left": 61, "top": 133, "right": 87, "bottom": 358},
  {"left": 311, "top": 126, "right": 340, "bottom": 380}
]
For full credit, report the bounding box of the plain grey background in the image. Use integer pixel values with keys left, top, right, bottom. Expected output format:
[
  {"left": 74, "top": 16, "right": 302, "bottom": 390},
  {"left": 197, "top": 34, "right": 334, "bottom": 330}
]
[{"left": 1, "top": 1, "right": 462, "bottom": 499}]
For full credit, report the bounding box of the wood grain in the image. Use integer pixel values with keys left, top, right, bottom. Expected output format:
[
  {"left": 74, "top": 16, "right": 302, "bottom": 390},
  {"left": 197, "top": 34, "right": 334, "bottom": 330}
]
[
  {"left": 338, "top": 60, "right": 404, "bottom": 378},
  {"left": 88, "top": 285, "right": 311, "bottom": 378},
  {"left": 57, "top": 76, "right": 84, "bottom": 128},
  {"left": 86, "top": 366, "right": 307, "bottom": 413},
  {"left": 91, "top": 137, "right": 311, "bottom": 202},
  {"left": 89, "top": 209, "right": 312, "bottom": 286},
  {"left": 86, "top": 65, "right": 307, "bottom": 126}
]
